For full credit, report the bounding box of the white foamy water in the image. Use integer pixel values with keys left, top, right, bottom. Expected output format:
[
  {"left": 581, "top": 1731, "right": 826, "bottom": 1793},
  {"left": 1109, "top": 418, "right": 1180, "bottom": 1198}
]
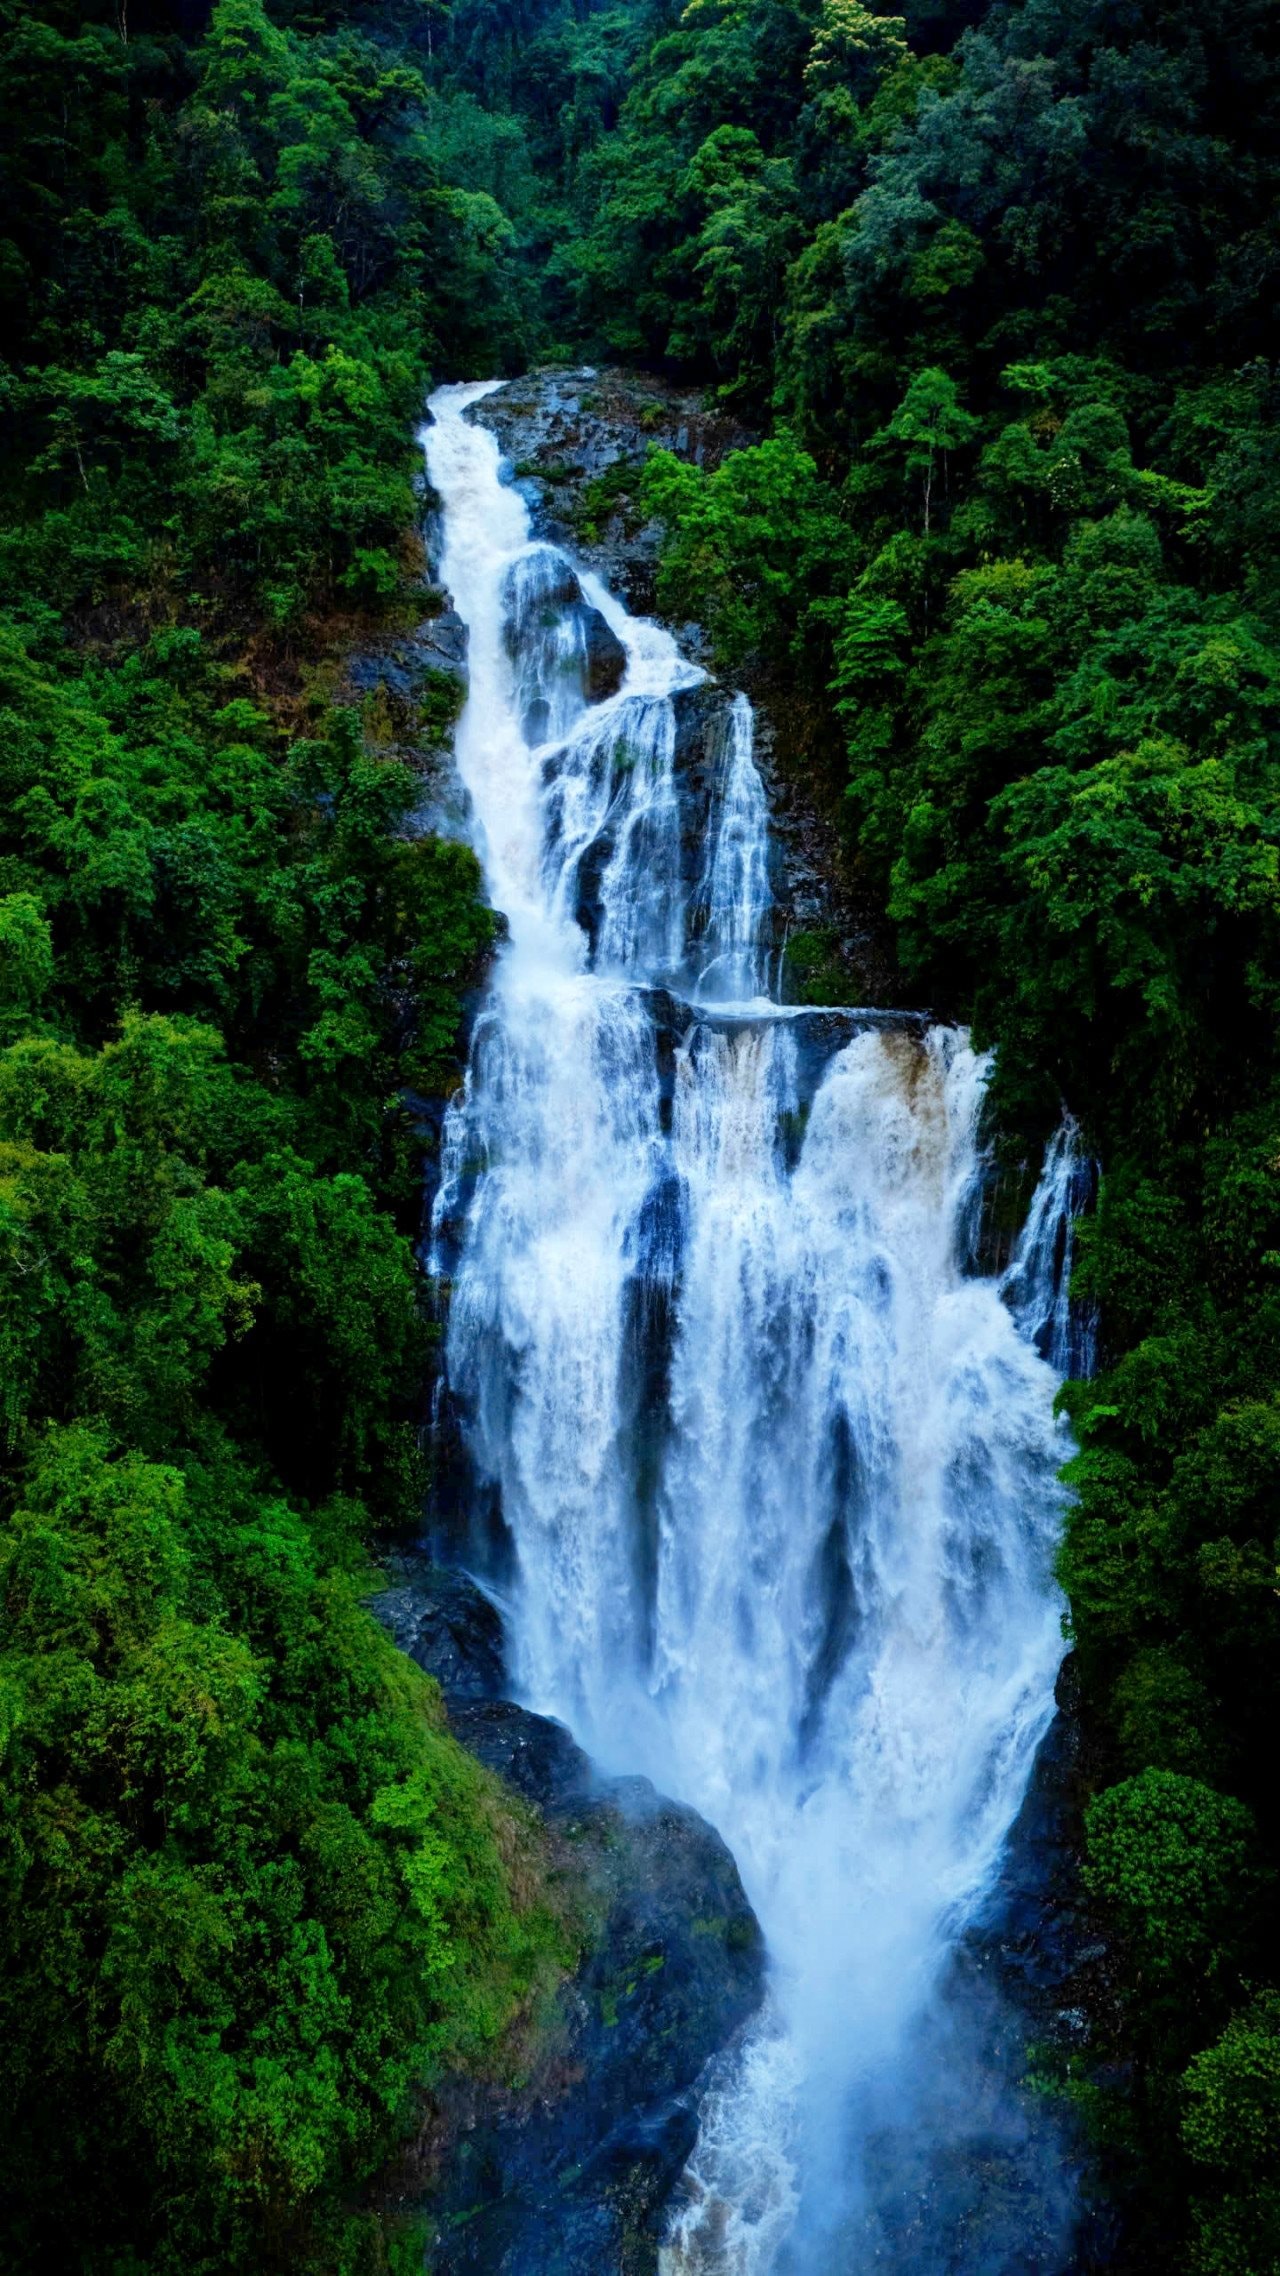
[{"left": 424, "top": 381, "right": 1085, "bottom": 2272}]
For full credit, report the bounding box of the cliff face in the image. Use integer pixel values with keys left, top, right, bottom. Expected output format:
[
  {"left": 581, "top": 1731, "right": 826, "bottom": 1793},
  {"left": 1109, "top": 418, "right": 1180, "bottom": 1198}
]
[{"left": 371, "top": 1560, "right": 764, "bottom": 2276}]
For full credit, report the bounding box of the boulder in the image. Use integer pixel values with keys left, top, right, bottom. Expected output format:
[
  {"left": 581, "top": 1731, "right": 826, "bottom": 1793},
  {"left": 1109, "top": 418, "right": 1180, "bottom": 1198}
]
[
  {"left": 367, "top": 1560, "right": 505, "bottom": 1701},
  {"left": 369, "top": 1562, "right": 765, "bottom": 2276},
  {"left": 501, "top": 543, "right": 627, "bottom": 715},
  {"left": 501, "top": 543, "right": 583, "bottom": 651},
  {"left": 581, "top": 605, "right": 627, "bottom": 702},
  {"left": 418, "top": 605, "right": 469, "bottom": 677}
]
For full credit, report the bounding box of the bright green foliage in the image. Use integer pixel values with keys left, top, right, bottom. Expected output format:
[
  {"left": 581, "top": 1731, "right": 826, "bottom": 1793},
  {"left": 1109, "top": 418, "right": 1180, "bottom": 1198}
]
[
  {"left": 665, "top": 125, "right": 802, "bottom": 386},
  {"left": 0, "top": 0, "right": 533, "bottom": 630},
  {"left": 0, "top": 900, "right": 558, "bottom": 2276},
  {"left": 1084, "top": 1772, "right": 1259, "bottom": 1985},
  {"left": 641, "top": 434, "right": 852, "bottom": 673},
  {"left": 0, "top": 618, "right": 494, "bottom": 1173},
  {"left": 0, "top": 894, "right": 53, "bottom": 1030},
  {"left": 0, "top": 987, "right": 574, "bottom": 2274},
  {"left": 0, "top": 1425, "right": 568, "bottom": 2275},
  {"left": 1182, "top": 1997, "right": 1280, "bottom": 2276},
  {"left": 1184, "top": 1994, "right": 1280, "bottom": 2178},
  {"left": 0, "top": 622, "right": 523, "bottom": 2266},
  {"left": 803, "top": 0, "right": 906, "bottom": 99},
  {"left": 868, "top": 368, "right": 980, "bottom": 533},
  {"left": 565, "top": 0, "right": 912, "bottom": 370}
]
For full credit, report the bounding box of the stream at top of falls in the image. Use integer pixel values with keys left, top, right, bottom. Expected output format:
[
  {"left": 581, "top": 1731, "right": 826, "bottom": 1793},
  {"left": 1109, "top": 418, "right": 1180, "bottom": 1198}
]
[{"left": 423, "top": 379, "right": 1090, "bottom": 2275}]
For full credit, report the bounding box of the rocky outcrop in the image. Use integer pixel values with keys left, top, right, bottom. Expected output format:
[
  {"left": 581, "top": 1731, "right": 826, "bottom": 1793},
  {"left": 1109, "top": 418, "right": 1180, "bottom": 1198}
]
[
  {"left": 474, "top": 367, "right": 751, "bottom": 625},
  {"left": 369, "top": 1559, "right": 765, "bottom": 2275},
  {"left": 370, "top": 1563, "right": 506, "bottom": 1701},
  {"left": 346, "top": 596, "right": 473, "bottom": 843},
  {"left": 500, "top": 542, "right": 628, "bottom": 727},
  {"left": 582, "top": 606, "right": 628, "bottom": 704}
]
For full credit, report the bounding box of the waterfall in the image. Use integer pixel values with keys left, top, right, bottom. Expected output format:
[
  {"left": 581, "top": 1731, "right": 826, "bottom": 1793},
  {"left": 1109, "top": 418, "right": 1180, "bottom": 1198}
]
[
  {"left": 694, "top": 691, "right": 773, "bottom": 1003},
  {"left": 424, "top": 380, "right": 1083, "bottom": 2273}
]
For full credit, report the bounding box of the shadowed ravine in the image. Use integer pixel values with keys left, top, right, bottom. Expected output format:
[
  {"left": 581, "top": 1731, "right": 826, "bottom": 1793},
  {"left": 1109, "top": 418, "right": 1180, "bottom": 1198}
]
[{"left": 423, "top": 378, "right": 1090, "bottom": 2274}]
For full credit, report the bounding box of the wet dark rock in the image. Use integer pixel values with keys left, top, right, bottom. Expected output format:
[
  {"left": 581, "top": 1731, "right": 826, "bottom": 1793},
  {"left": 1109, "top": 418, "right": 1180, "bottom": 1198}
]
[
  {"left": 347, "top": 649, "right": 416, "bottom": 702},
  {"left": 343, "top": 597, "right": 474, "bottom": 849},
  {"left": 637, "top": 984, "right": 925, "bottom": 1047},
  {"left": 367, "top": 1560, "right": 505, "bottom": 1700},
  {"left": 582, "top": 604, "right": 627, "bottom": 702},
  {"left": 501, "top": 542, "right": 582, "bottom": 640},
  {"left": 447, "top": 1698, "right": 591, "bottom": 1807},
  {"left": 669, "top": 676, "right": 728, "bottom": 793},
  {"left": 370, "top": 1562, "right": 765, "bottom": 2276},
  {"left": 473, "top": 367, "right": 751, "bottom": 619},
  {"left": 418, "top": 605, "right": 469, "bottom": 677},
  {"left": 425, "top": 1762, "right": 763, "bottom": 2276},
  {"left": 981, "top": 1656, "right": 1118, "bottom": 2028},
  {"left": 501, "top": 540, "right": 627, "bottom": 715},
  {"left": 347, "top": 607, "right": 467, "bottom": 714}
]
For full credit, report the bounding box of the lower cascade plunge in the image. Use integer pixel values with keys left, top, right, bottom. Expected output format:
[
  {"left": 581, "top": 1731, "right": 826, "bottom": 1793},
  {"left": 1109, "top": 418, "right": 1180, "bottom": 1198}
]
[{"left": 424, "top": 381, "right": 1087, "bottom": 2271}]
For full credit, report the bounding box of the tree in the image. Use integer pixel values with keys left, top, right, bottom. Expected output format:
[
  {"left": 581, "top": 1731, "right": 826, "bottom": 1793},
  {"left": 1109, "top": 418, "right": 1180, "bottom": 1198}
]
[
  {"left": 1084, "top": 1769, "right": 1258, "bottom": 1986},
  {"left": 870, "top": 367, "right": 980, "bottom": 534},
  {"left": 803, "top": 0, "right": 906, "bottom": 103}
]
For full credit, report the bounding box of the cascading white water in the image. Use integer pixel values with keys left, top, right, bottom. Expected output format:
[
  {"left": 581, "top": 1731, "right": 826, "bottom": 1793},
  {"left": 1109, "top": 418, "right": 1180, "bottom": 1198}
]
[
  {"left": 424, "top": 380, "right": 1083, "bottom": 2273},
  {"left": 694, "top": 690, "right": 773, "bottom": 1003}
]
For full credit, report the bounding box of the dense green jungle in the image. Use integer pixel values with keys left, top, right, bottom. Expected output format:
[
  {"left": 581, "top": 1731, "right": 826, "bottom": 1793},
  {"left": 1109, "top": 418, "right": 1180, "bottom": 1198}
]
[{"left": 1, "top": 0, "right": 1279, "bottom": 2267}]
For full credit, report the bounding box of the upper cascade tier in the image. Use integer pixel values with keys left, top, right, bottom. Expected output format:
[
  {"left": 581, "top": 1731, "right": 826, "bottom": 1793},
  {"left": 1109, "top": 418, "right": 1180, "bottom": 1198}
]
[{"left": 424, "top": 379, "right": 777, "bottom": 1006}]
